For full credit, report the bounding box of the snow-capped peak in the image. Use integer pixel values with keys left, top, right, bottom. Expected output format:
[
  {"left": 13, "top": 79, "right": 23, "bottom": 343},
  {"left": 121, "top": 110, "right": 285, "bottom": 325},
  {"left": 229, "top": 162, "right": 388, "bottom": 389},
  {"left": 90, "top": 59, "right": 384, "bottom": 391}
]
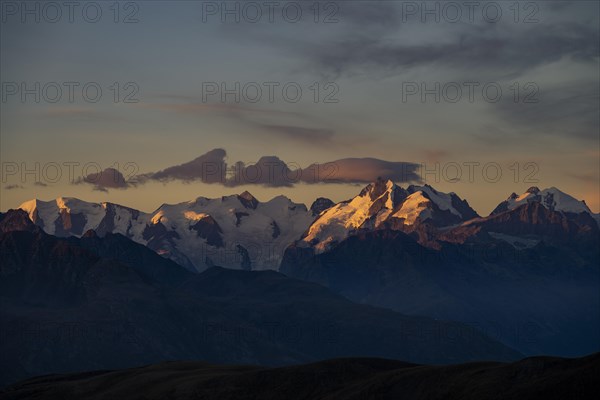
[
  {"left": 408, "top": 185, "right": 461, "bottom": 217},
  {"left": 18, "top": 198, "right": 40, "bottom": 220},
  {"left": 492, "top": 187, "right": 592, "bottom": 215},
  {"left": 18, "top": 197, "right": 108, "bottom": 236},
  {"left": 300, "top": 180, "right": 476, "bottom": 253},
  {"left": 391, "top": 191, "right": 432, "bottom": 225},
  {"left": 358, "top": 178, "right": 397, "bottom": 201},
  {"left": 301, "top": 179, "right": 403, "bottom": 252},
  {"left": 18, "top": 192, "right": 315, "bottom": 272}
]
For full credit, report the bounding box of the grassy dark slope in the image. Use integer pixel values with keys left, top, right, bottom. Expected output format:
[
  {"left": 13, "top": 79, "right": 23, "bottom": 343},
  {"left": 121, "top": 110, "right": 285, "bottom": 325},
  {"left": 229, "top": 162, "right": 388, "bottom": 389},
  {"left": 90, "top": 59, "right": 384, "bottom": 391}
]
[{"left": 2, "top": 353, "right": 599, "bottom": 400}]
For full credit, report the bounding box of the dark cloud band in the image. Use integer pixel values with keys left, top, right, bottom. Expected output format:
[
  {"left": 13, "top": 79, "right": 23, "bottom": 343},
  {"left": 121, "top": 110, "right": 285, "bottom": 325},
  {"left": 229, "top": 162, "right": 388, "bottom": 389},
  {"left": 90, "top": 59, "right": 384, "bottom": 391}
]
[{"left": 77, "top": 149, "right": 420, "bottom": 190}]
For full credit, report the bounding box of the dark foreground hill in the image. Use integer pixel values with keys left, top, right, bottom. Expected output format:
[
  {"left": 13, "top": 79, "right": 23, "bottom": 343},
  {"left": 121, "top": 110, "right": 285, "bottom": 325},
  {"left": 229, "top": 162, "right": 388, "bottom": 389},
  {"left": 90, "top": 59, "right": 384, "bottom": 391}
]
[{"left": 2, "top": 353, "right": 599, "bottom": 400}]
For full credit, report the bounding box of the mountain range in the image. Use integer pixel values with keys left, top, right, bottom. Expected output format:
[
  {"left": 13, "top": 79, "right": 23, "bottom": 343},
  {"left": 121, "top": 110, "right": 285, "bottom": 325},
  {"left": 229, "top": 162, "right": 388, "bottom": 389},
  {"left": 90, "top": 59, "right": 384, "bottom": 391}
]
[
  {"left": 17, "top": 179, "right": 599, "bottom": 272},
  {"left": 8, "top": 179, "right": 600, "bottom": 360},
  {"left": 19, "top": 192, "right": 317, "bottom": 272}
]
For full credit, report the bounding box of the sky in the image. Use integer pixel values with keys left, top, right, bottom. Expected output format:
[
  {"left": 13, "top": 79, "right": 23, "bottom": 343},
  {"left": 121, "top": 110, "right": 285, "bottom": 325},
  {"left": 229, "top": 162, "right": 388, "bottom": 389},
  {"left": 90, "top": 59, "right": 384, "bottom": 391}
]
[{"left": 1, "top": 0, "right": 599, "bottom": 215}]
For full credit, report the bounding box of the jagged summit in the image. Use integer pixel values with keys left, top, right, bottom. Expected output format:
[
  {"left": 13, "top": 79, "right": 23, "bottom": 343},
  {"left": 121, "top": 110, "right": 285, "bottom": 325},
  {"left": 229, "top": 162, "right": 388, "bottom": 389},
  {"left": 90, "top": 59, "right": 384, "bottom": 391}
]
[
  {"left": 310, "top": 197, "right": 334, "bottom": 216},
  {"left": 0, "top": 208, "right": 39, "bottom": 234},
  {"left": 82, "top": 229, "right": 99, "bottom": 238},
  {"left": 358, "top": 177, "right": 396, "bottom": 199},
  {"left": 406, "top": 184, "right": 479, "bottom": 220},
  {"left": 299, "top": 180, "right": 476, "bottom": 253},
  {"left": 239, "top": 190, "right": 255, "bottom": 198},
  {"left": 237, "top": 191, "right": 259, "bottom": 209}
]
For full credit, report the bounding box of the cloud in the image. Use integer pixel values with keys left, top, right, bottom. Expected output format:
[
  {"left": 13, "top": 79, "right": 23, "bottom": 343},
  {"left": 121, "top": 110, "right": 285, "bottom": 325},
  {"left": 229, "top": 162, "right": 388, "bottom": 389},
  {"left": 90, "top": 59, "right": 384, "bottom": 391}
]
[
  {"left": 4, "top": 184, "right": 25, "bottom": 190},
  {"left": 421, "top": 149, "right": 450, "bottom": 162},
  {"left": 212, "top": 2, "right": 598, "bottom": 144},
  {"left": 74, "top": 167, "right": 134, "bottom": 191},
  {"left": 227, "top": 2, "right": 596, "bottom": 82},
  {"left": 41, "top": 107, "right": 130, "bottom": 123},
  {"left": 43, "top": 107, "right": 98, "bottom": 118},
  {"left": 142, "top": 149, "right": 420, "bottom": 187},
  {"left": 139, "top": 102, "right": 299, "bottom": 118},
  {"left": 148, "top": 148, "right": 227, "bottom": 184},
  {"left": 567, "top": 172, "right": 599, "bottom": 184},
  {"left": 302, "top": 22, "right": 598, "bottom": 79},
  {"left": 227, "top": 156, "right": 295, "bottom": 187},
  {"left": 140, "top": 101, "right": 336, "bottom": 147},
  {"left": 4, "top": 182, "right": 49, "bottom": 190},
  {"left": 302, "top": 157, "right": 421, "bottom": 184},
  {"left": 258, "top": 124, "right": 335, "bottom": 144},
  {"left": 491, "top": 81, "right": 599, "bottom": 141}
]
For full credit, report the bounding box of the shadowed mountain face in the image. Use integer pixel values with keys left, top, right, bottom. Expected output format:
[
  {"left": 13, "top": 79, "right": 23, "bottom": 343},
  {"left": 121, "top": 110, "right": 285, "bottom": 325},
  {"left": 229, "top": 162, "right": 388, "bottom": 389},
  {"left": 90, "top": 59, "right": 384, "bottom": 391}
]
[
  {"left": 2, "top": 354, "right": 599, "bottom": 400},
  {"left": 281, "top": 227, "right": 600, "bottom": 357},
  {"left": 310, "top": 197, "right": 335, "bottom": 216},
  {"left": 0, "top": 210, "right": 520, "bottom": 387},
  {"left": 443, "top": 201, "right": 599, "bottom": 246}
]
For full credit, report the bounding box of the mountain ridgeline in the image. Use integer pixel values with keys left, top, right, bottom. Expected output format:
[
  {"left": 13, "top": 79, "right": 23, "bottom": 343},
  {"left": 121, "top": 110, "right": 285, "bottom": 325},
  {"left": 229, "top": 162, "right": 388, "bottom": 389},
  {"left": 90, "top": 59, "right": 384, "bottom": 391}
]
[
  {"left": 18, "top": 192, "right": 318, "bottom": 272},
  {"left": 18, "top": 179, "right": 599, "bottom": 272}
]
